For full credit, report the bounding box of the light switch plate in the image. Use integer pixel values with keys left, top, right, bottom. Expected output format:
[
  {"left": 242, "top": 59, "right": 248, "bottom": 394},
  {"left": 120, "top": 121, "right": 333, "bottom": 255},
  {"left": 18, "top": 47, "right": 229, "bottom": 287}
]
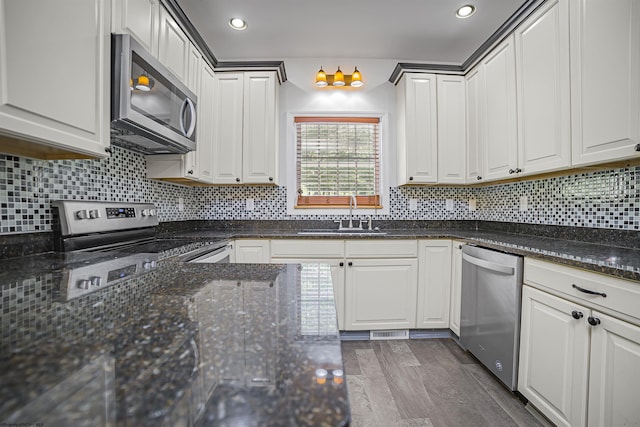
[
  {"left": 246, "top": 198, "right": 255, "bottom": 211},
  {"left": 409, "top": 199, "right": 418, "bottom": 211},
  {"left": 468, "top": 198, "right": 477, "bottom": 211},
  {"left": 178, "top": 197, "right": 184, "bottom": 212},
  {"left": 446, "top": 199, "right": 454, "bottom": 211},
  {"left": 519, "top": 195, "right": 528, "bottom": 212}
]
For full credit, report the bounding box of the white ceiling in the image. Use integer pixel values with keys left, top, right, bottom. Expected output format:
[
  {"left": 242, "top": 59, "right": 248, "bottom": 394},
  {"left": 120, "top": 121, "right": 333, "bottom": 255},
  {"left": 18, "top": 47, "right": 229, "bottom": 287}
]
[{"left": 175, "top": 0, "right": 530, "bottom": 64}]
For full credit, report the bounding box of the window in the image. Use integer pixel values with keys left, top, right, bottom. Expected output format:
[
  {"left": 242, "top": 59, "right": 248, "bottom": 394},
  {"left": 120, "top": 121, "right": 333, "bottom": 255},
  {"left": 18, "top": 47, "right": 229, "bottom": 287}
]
[{"left": 295, "top": 116, "right": 381, "bottom": 208}]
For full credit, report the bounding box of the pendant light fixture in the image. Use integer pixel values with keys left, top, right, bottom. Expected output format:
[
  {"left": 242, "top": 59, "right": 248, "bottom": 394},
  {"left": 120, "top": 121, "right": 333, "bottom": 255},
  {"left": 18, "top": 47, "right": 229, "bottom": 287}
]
[
  {"left": 315, "top": 66, "right": 363, "bottom": 88},
  {"left": 133, "top": 72, "right": 154, "bottom": 91}
]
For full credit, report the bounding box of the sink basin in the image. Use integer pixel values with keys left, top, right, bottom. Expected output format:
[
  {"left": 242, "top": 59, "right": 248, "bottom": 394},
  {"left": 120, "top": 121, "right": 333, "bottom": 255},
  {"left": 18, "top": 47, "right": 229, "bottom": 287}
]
[{"left": 297, "top": 229, "right": 387, "bottom": 236}]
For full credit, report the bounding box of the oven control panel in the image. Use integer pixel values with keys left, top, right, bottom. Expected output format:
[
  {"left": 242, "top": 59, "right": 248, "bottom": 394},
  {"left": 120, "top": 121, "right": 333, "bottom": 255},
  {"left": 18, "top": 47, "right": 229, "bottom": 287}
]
[{"left": 52, "top": 201, "right": 159, "bottom": 236}]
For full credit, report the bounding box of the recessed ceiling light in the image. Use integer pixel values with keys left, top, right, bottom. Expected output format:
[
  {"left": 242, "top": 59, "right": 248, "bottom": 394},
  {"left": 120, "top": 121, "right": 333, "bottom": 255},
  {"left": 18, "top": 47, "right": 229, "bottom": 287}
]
[
  {"left": 456, "top": 5, "right": 476, "bottom": 18},
  {"left": 229, "top": 17, "right": 247, "bottom": 30}
]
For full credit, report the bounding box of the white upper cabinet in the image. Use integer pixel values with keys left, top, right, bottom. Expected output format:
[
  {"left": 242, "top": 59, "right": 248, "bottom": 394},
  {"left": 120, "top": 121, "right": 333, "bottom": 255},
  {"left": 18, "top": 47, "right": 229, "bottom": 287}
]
[
  {"left": 157, "top": 6, "right": 190, "bottom": 83},
  {"left": 481, "top": 35, "right": 518, "bottom": 181},
  {"left": 465, "top": 65, "right": 485, "bottom": 183},
  {"left": 515, "top": 0, "right": 571, "bottom": 176},
  {"left": 194, "top": 63, "right": 216, "bottom": 183},
  {"left": 397, "top": 73, "right": 438, "bottom": 184},
  {"left": 242, "top": 72, "right": 279, "bottom": 184},
  {"left": 212, "top": 73, "right": 245, "bottom": 184},
  {"left": 0, "top": 0, "right": 110, "bottom": 159},
  {"left": 437, "top": 75, "right": 467, "bottom": 184},
  {"left": 112, "top": 0, "right": 160, "bottom": 57},
  {"left": 212, "top": 72, "right": 279, "bottom": 185},
  {"left": 570, "top": 0, "right": 640, "bottom": 166}
]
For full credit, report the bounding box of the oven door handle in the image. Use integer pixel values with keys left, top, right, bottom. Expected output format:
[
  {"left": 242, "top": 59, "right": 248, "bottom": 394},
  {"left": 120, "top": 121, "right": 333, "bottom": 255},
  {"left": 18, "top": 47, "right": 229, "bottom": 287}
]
[{"left": 462, "top": 253, "right": 514, "bottom": 275}]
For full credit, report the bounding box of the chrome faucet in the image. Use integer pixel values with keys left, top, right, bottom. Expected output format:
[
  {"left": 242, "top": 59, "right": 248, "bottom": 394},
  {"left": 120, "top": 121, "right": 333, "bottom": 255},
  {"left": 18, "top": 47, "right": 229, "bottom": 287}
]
[{"left": 348, "top": 194, "right": 358, "bottom": 229}]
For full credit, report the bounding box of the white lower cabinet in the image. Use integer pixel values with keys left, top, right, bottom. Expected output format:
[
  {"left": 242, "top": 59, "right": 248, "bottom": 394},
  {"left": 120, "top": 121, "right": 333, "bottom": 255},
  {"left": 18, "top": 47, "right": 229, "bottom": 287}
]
[
  {"left": 449, "top": 241, "right": 464, "bottom": 336},
  {"left": 416, "top": 240, "right": 452, "bottom": 329},
  {"left": 234, "top": 240, "right": 270, "bottom": 263},
  {"left": 345, "top": 258, "right": 418, "bottom": 330},
  {"left": 519, "top": 258, "right": 640, "bottom": 427}
]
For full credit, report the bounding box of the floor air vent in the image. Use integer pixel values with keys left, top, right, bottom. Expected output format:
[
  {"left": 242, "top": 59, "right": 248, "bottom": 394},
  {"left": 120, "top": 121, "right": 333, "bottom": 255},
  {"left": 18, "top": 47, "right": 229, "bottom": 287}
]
[{"left": 370, "top": 329, "right": 409, "bottom": 340}]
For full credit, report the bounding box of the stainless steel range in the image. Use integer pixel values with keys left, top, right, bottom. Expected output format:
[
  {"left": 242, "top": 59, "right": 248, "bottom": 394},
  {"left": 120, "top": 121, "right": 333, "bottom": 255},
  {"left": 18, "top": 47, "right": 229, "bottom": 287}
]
[{"left": 51, "top": 200, "right": 229, "bottom": 301}]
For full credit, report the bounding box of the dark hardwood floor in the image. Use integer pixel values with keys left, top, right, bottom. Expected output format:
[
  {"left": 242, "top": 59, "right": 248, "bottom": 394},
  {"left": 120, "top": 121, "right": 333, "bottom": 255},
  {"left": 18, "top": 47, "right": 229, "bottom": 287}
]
[{"left": 341, "top": 338, "right": 545, "bottom": 427}]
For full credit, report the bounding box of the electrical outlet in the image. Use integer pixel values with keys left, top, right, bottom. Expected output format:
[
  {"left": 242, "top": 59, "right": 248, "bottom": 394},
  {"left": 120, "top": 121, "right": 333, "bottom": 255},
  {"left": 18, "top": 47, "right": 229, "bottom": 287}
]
[
  {"left": 468, "top": 198, "right": 477, "bottom": 211},
  {"left": 409, "top": 199, "right": 418, "bottom": 211},
  {"left": 246, "top": 198, "right": 255, "bottom": 211},
  {"left": 178, "top": 197, "right": 184, "bottom": 212},
  {"left": 519, "top": 195, "right": 528, "bottom": 212},
  {"left": 446, "top": 199, "right": 454, "bottom": 211}
]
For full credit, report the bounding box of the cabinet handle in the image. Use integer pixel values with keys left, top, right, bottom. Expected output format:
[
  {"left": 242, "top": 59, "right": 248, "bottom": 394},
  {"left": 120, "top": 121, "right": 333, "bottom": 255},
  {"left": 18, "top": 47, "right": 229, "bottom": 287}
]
[
  {"left": 235, "top": 177, "right": 241, "bottom": 183},
  {"left": 587, "top": 316, "right": 601, "bottom": 326},
  {"left": 635, "top": 143, "right": 640, "bottom": 152},
  {"left": 572, "top": 284, "right": 607, "bottom": 298},
  {"left": 187, "top": 169, "right": 194, "bottom": 175},
  {"left": 269, "top": 283, "right": 273, "bottom": 288},
  {"left": 476, "top": 176, "right": 482, "bottom": 181},
  {"left": 409, "top": 176, "right": 414, "bottom": 181},
  {"left": 269, "top": 177, "right": 274, "bottom": 182},
  {"left": 236, "top": 281, "right": 241, "bottom": 287},
  {"left": 339, "top": 262, "right": 344, "bottom": 267},
  {"left": 348, "top": 261, "right": 353, "bottom": 267},
  {"left": 458, "top": 245, "right": 463, "bottom": 249},
  {"left": 571, "top": 310, "right": 584, "bottom": 320}
]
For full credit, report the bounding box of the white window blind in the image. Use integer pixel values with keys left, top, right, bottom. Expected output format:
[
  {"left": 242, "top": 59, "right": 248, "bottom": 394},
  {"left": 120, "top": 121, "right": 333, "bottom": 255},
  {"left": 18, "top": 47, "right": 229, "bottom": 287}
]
[{"left": 295, "top": 117, "right": 381, "bottom": 208}]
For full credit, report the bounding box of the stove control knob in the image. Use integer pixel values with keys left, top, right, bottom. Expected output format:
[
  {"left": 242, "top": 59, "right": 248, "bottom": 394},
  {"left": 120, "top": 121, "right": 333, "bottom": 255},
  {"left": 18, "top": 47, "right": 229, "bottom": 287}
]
[
  {"left": 143, "top": 260, "right": 157, "bottom": 270},
  {"left": 77, "top": 279, "right": 91, "bottom": 289},
  {"left": 149, "top": 209, "right": 156, "bottom": 217},
  {"left": 75, "top": 210, "right": 90, "bottom": 220},
  {"left": 90, "top": 276, "right": 102, "bottom": 286},
  {"left": 142, "top": 209, "right": 150, "bottom": 217},
  {"left": 89, "top": 209, "right": 101, "bottom": 219}
]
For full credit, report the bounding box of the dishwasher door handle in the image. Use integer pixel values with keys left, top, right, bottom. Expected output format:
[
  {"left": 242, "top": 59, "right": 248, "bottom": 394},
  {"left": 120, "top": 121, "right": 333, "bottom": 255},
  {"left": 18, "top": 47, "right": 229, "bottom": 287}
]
[{"left": 462, "top": 253, "right": 515, "bottom": 275}]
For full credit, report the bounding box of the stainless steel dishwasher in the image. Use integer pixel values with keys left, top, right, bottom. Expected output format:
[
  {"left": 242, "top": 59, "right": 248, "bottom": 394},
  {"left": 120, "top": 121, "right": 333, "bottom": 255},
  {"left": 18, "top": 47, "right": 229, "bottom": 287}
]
[{"left": 460, "top": 245, "right": 523, "bottom": 391}]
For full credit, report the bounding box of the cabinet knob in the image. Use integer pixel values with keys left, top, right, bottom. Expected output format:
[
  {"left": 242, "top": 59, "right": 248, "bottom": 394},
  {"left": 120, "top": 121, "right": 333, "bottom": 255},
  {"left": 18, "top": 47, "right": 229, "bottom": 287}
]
[
  {"left": 104, "top": 146, "right": 113, "bottom": 154},
  {"left": 269, "top": 177, "right": 274, "bottom": 182},
  {"left": 348, "top": 261, "right": 353, "bottom": 267},
  {"left": 515, "top": 168, "right": 522, "bottom": 173},
  {"left": 235, "top": 177, "right": 241, "bottom": 183},
  {"left": 509, "top": 169, "right": 516, "bottom": 174},
  {"left": 476, "top": 176, "right": 482, "bottom": 181},
  {"left": 409, "top": 176, "right": 414, "bottom": 181},
  {"left": 571, "top": 310, "right": 584, "bottom": 320},
  {"left": 339, "top": 262, "right": 344, "bottom": 267},
  {"left": 188, "top": 169, "right": 194, "bottom": 175},
  {"left": 587, "top": 316, "right": 601, "bottom": 326},
  {"left": 635, "top": 143, "right": 640, "bottom": 152}
]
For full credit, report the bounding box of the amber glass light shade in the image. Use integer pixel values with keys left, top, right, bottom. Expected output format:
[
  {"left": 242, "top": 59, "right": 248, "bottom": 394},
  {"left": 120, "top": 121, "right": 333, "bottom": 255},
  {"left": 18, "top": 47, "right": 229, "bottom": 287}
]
[
  {"left": 333, "top": 66, "right": 345, "bottom": 86},
  {"left": 350, "top": 67, "right": 363, "bottom": 87},
  {"left": 315, "top": 67, "right": 328, "bottom": 87}
]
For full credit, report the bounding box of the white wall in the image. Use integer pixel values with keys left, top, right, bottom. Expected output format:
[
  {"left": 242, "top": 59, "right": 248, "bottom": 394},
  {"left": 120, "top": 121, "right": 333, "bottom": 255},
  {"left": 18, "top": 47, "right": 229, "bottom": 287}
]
[{"left": 277, "top": 58, "right": 399, "bottom": 214}]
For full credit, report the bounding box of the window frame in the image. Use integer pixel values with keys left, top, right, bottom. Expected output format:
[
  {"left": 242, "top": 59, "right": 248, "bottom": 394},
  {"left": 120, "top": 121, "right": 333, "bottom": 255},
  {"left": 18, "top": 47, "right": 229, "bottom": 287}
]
[{"left": 286, "top": 112, "right": 390, "bottom": 217}]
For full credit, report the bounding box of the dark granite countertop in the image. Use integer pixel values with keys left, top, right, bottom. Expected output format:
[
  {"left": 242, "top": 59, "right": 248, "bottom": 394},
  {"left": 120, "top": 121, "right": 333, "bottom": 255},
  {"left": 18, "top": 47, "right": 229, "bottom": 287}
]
[{"left": 1, "top": 260, "right": 349, "bottom": 426}]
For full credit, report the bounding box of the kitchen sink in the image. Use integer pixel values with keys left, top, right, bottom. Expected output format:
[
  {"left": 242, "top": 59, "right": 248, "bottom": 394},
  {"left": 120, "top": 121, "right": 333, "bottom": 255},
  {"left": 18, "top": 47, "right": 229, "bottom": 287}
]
[{"left": 297, "top": 229, "right": 387, "bottom": 236}]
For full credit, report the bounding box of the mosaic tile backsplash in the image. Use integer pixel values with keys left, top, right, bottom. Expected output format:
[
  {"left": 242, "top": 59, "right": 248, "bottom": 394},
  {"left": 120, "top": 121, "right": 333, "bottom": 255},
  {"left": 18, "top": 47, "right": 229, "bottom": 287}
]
[{"left": 0, "top": 147, "right": 638, "bottom": 234}]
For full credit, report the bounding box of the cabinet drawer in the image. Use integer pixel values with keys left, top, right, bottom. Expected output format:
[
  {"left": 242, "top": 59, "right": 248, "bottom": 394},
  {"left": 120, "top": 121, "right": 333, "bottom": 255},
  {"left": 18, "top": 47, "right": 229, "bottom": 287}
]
[
  {"left": 345, "top": 240, "right": 417, "bottom": 258},
  {"left": 524, "top": 258, "right": 640, "bottom": 322},
  {"left": 270, "top": 240, "right": 344, "bottom": 258}
]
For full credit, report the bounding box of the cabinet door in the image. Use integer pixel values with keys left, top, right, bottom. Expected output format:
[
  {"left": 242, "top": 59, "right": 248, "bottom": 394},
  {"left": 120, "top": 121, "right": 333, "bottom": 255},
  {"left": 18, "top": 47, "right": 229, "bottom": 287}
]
[
  {"left": 242, "top": 72, "right": 278, "bottom": 184},
  {"left": 465, "top": 65, "right": 485, "bottom": 183},
  {"left": 570, "top": 0, "right": 640, "bottom": 166},
  {"left": 515, "top": 0, "right": 571, "bottom": 176},
  {"left": 243, "top": 281, "right": 277, "bottom": 386},
  {"left": 397, "top": 73, "right": 438, "bottom": 184},
  {"left": 234, "top": 240, "right": 270, "bottom": 263},
  {"left": 157, "top": 6, "right": 189, "bottom": 83},
  {"left": 272, "top": 259, "right": 345, "bottom": 331},
  {"left": 0, "top": 0, "right": 110, "bottom": 159},
  {"left": 212, "top": 73, "right": 244, "bottom": 183},
  {"left": 345, "top": 258, "right": 418, "bottom": 330},
  {"left": 416, "top": 240, "right": 452, "bottom": 329},
  {"left": 518, "top": 286, "right": 589, "bottom": 427},
  {"left": 111, "top": 0, "right": 159, "bottom": 57},
  {"left": 437, "top": 75, "right": 466, "bottom": 184},
  {"left": 481, "top": 35, "right": 518, "bottom": 181},
  {"left": 587, "top": 311, "right": 640, "bottom": 427},
  {"left": 449, "top": 241, "right": 463, "bottom": 336},
  {"left": 193, "top": 63, "right": 215, "bottom": 183}
]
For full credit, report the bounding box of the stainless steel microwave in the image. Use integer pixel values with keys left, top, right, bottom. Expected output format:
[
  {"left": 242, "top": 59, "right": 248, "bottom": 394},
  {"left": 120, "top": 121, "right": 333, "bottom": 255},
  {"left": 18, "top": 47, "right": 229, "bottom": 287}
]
[{"left": 111, "top": 34, "right": 197, "bottom": 154}]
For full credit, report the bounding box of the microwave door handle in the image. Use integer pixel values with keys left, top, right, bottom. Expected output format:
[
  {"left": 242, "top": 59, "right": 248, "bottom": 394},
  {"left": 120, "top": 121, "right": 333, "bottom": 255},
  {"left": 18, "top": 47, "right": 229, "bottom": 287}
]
[{"left": 179, "top": 97, "right": 197, "bottom": 138}]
